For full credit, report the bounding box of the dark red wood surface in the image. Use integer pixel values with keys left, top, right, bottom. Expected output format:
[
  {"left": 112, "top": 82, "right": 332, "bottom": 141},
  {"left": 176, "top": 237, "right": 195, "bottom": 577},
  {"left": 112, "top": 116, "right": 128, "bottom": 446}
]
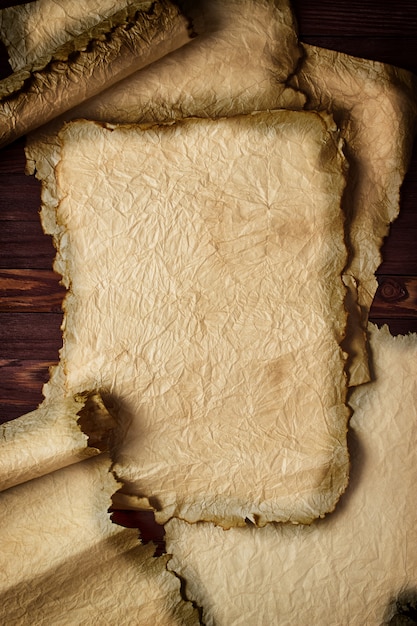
[{"left": 0, "top": 0, "right": 416, "bottom": 424}]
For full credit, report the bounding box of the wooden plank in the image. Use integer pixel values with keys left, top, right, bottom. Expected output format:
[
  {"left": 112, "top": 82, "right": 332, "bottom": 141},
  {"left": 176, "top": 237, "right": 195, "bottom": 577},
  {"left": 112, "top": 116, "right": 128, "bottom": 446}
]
[
  {"left": 299, "top": 36, "right": 417, "bottom": 74},
  {"left": 370, "top": 276, "right": 417, "bottom": 319},
  {"left": 369, "top": 318, "right": 417, "bottom": 335},
  {"left": 0, "top": 269, "right": 65, "bottom": 311},
  {"left": 0, "top": 137, "right": 27, "bottom": 174},
  {"left": 0, "top": 358, "right": 54, "bottom": 397},
  {"left": 0, "top": 1, "right": 33, "bottom": 10},
  {"left": 0, "top": 312, "right": 63, "bottom": 359},
  {"left": 378, "top": 230, "right": 417, "bottom": 274},
  {"left": 1, "top": 402, "right": 43, "bottom": 423},
  {"left": 293, "top": 0, "right": 417, "bottom": 36},
  {"left": 0, "top": 221, "right": 56, "bottom": 269},
  {"left": 0, "top": 175, "right": 41, "bottom": 221},
  {"left": 0, "top": 359, "right": 56, "bottom": 423}
]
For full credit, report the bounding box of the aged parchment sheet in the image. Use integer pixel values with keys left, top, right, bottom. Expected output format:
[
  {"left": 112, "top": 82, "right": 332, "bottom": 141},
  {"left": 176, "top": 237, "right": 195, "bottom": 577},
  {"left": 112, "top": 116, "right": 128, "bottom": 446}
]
[
  {"left": 0, "top": 0, "right": 134, "bottom": 70},
  {"left": 0, "top": 452, "right": 200, "bottom": 624},
  {"left": 31, "top": 111, "right": 350, "bottom": 527},
  {"left": 15, "top": 0, "right": 303, "bottom": 124},
  {"left": 0, "top": 396, "right": 96, "bottom": 492},
  {"left": 165, "top": 325, "right": 417, "bottom": 625}
]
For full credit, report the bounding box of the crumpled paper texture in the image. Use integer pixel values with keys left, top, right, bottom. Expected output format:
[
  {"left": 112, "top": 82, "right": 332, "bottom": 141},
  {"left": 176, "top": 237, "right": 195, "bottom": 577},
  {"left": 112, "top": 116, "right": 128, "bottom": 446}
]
[
  {"left": 0, "top": 0, "right": 193, "bottom": 147},
  {"left": 0, "top": 395, "right": 97, "bottom": 492},
  {"left": 0, "top": 452, "right": 200, "bottom": 625},
  {"left": 165, "top": 324, "right": 417, "bottom": 625},
  {"left": 17, "top": 0, "right": 304, "bottom": 126},
  {"left": 291, "top": 46, "right": 417, "bottom": 386},
  {"left": 30, "top": 111, "right": 350, "bottom": 527}
]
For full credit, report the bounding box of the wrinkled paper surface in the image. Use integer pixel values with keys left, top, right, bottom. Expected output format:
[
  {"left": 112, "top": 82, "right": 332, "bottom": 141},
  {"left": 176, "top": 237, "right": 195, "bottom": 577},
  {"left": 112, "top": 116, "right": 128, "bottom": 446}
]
[
  {"left": 30, "top": 111, "right": 350, "bottom": 527},
  {"left": 165, "top": 324, "right": 417, "bottom": 625},
  {"left": 293, "top": 45, "right": 417, "bottom": 315}
]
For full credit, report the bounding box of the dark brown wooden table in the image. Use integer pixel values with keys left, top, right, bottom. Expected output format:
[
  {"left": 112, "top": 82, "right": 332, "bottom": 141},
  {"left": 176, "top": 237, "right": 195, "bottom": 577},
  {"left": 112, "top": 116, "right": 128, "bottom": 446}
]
[{"left": 1, "top": 0, "right": 417, "bottom": 425}]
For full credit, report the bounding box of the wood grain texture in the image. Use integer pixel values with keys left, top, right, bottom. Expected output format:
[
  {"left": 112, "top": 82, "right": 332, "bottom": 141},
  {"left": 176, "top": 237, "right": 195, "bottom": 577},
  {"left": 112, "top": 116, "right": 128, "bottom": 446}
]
[
  {"left": 371, "top": 276, "right": 417, "bottom": 319},
  {"left": 0, "top": 175, "right": 42, "bottom": 220},
  {"left": 293, "top": 0, "right": 417, "bottom": 36},
  {"left": 0, "top": 0, "right": 416, "bottom": 424},
  {"left": 0, "top": 313, "right": 63, "bottom": 359},
  {"left": 0, "top": 270, "right": 65, "bottom": 311},
  {"left": 0, "top": 221, "right": 57, "bottom": 269},
  {"left": 0, "top": 359, "right": 56, "bottom": 420},
  {"left": 301, "top": 36, "right": 417, "bottom": 73}
]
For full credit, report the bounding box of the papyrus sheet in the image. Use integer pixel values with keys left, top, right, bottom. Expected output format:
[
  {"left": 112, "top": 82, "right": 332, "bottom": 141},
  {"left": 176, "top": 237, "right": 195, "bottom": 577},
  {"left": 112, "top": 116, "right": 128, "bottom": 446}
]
[
  {"left": 30, "top": 111, "right": 350, "bottom": 527},
  {"left": 0, "top": 0, "right": 193, "bottom": 147},
  {"left": 165, "top": 324, "right": 417, "bottom": 625},
  {"left": 0, "top": 452, "right": 200, "bottom": 624}
]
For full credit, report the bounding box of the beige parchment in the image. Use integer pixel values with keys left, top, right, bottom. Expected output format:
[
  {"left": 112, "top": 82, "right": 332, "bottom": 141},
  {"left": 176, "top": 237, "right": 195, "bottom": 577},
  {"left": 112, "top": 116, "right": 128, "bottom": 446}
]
[
  {"left": 0, "top": 0, "right": 193, "bottom": 147},
  {"left": 0, "top": 3, "right": 415, "bottom": 620},
  {"left": 0, "top": 452, "right": 200, "bottom": 625},
  {"left": 165, "top": 324, "right": 417, "bottom": 625},
  {"left": 29, "top": 111, "right": 350, "bottom": 527},
  {"left": 0, "top": 0, "right": 414, "bottom": 528},
  {"left": 292, "top": 47, "right": 417, "bottom": 386}
]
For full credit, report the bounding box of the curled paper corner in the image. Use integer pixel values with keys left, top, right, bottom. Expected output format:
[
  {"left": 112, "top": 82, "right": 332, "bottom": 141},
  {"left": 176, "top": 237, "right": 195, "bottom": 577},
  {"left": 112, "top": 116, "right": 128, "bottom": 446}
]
[
  {"left": 75, "top": 389, "right": 118, "bottom": 452},
  {"left": 0, "top": 385, "right": 121, "bottom": 492}
]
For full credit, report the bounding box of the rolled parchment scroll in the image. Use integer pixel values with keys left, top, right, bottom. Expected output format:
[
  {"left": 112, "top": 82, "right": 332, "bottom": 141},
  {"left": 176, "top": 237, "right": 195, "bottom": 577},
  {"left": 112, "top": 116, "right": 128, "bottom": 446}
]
[{"left": 0, "top": 0, "right": 194, "bottom": 147}]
